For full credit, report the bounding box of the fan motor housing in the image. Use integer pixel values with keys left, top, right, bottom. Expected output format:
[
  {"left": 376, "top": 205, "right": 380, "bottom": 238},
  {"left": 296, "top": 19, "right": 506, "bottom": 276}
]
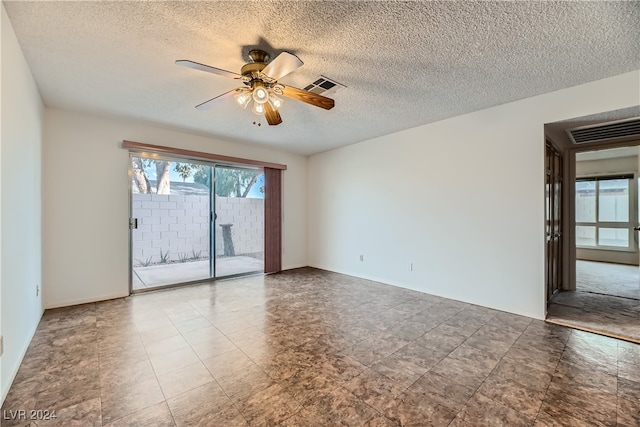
[{"left": 240, "top": 62, "right": 266, "bottom": 76}]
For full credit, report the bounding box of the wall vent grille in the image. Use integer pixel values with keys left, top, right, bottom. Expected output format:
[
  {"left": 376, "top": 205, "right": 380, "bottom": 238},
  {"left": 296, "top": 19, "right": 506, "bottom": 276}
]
[
  {"left": 568, "top": 118, "right": 640, "bottom": 144},
  {"left": 303, "top": 76, "right": 345, "bottom": 96}
]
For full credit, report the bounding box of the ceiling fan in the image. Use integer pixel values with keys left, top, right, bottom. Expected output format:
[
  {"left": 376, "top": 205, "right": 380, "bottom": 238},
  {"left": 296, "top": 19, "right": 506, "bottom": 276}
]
[{"left": 176, "top": 50, "right": 335, "bottom": 126}]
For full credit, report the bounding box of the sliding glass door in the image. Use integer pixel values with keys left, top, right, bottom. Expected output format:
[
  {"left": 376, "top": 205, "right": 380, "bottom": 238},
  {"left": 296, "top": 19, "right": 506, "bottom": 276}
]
[
  {"left": 129, "top": 155, "right": 264, "bottom": 291},
  {"left": 214, "top": 165, "right": 265, "bottom": 277}
]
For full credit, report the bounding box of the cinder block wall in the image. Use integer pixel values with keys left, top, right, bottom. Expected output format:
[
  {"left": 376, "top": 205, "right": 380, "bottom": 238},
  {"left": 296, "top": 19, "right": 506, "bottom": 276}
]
[
  {"left": 215, "top": 196, "right": 264, "bottom": 257},
  {"left": 132, "top": 194, "right": 263, "bottom": 265}
]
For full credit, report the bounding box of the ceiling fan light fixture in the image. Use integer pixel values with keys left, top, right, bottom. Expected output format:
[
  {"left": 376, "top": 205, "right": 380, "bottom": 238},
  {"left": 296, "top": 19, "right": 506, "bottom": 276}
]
[
  {"left": 252, "top": 101, "right": 265, "bottom": 115},
  {"left": 269, "top": 92, "right": 283, "bottom": 109},
  {"left": 252, "top": 83, "right": 269, "bottom": 104},
  {"left": 177, "top": 50, "right": 334, "bottom": 125},
  {"left": 234, "top": 90, "right": 252, "bottom": 108}
]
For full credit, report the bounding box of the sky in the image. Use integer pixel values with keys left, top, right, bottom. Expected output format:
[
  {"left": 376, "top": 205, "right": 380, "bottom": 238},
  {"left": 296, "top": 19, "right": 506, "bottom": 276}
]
[{"left": 247, "top": 174, "right": 265, "bottom": 198}]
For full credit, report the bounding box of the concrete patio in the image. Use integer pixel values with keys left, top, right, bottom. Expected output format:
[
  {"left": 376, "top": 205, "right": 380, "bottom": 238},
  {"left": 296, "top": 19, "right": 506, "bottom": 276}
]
[{"left": 132, "top": 256, "right": 264, "bottom": 290}]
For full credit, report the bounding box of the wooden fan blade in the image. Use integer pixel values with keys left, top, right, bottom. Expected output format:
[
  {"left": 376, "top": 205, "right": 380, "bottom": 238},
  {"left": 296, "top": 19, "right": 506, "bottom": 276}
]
[
  {"left": 262, "top": 52, "right": 303, "bottom": 80},
  {"left": 176, "top": 60, "right": 242, "bottom": 79},
  {"left": 195, "top": 89, "right": 239, "bottom": 111},
  {"left": 281, "top": 85, "right": 335, "bottom": 110},
  {"left": 264, "top": 102, "right": 283, "bottom": 126}
]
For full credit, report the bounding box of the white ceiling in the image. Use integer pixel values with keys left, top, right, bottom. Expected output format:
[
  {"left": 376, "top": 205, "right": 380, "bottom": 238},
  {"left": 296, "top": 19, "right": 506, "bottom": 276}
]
[
  {"left": 576, "top": 146, "right": 639, "bottom": 162},
  {"left": 4, "top": 1, "right": 640, "bottom": 155}
]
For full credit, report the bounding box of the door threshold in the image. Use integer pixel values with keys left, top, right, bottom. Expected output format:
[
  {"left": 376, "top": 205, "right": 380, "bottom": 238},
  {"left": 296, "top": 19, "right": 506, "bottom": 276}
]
[
  {"left": 545, "top": 317, "right": 640, "bottom": 344},
  {"left": 130, "top": 271, "right": 264, "bottom": 295}
]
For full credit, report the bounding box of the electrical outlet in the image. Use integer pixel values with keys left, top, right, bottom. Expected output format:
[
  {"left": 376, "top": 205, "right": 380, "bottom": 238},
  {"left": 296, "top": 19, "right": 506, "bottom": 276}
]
[
  {"left": 408, "top": 262, "right": 413, "bottom": 271},
  {"left": 0, "top": 335, "right": 3, "bottom": 357},
  {"left": 359, "top": 255, "right": 364, "bottom": 262}
]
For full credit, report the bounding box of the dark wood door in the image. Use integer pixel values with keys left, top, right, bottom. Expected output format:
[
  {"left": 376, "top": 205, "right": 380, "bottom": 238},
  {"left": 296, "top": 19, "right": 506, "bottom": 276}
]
[{"left": 545, "top": 142, "right": 563, "bottom": 302}]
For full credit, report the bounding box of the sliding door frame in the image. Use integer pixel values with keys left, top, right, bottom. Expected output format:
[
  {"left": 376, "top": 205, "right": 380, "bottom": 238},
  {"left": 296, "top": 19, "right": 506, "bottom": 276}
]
[
  {"left": 125, "top": 140, "right": 286, "bottom": 294},
  {"left": 128, "top": 152, "right": 216, "bottom": 293},
  {"left": 213, "top": 163, "right": 265, "bottom": 280}
]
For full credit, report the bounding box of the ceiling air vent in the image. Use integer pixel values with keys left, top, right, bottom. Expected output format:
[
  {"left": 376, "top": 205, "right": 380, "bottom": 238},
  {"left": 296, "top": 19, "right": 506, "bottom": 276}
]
[
  {"left": 568, "top": 118, "right": 640, "bottom": 144},
  {"left": 303, "top": 76, "right": 346, "bottom": 96}
]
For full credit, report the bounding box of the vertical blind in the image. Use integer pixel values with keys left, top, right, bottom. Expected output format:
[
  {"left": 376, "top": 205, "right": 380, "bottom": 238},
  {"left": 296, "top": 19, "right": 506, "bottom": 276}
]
[{"left": 264, "top": 167, "right": 282, "bottom": 273}]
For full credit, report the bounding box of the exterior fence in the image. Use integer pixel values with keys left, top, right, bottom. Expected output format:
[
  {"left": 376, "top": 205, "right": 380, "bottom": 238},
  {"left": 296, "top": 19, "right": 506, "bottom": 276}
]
[{"left": 132, "top": 194, "right": 264, "bottom": 266}]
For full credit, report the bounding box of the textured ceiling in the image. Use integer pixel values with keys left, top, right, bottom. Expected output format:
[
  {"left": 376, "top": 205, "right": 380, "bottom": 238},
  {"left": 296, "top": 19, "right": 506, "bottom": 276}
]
[{"left": 4, "top": 1, "right": 640, "bottom": 155}]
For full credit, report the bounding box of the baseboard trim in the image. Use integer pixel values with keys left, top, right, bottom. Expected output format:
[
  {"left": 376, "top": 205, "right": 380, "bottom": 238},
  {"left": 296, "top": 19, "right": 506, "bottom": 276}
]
[
  {"left": 282, "top": 264, "right": 308, "bottom": 271},
  {"left": 44, "top": 292, "right": 129, "bottom": 310}
]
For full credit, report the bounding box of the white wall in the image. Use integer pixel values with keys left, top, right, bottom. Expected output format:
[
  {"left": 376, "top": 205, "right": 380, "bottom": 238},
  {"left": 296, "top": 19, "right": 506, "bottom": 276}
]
[
  {"left": 308, "top": 70, "right": 640, "bottom": 320},
  {"left": 43, "top": 108, "right": 307, "bottom": 308},
  {"left": 576, "top": 155, "right": 638, "bottom": 177},
  {"left": 1, "top": 4, "right": 44, "bottom": 404}
]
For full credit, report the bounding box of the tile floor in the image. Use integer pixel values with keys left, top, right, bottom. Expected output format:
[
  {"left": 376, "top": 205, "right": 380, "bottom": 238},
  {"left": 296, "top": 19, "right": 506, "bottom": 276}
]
[{"left": 2, "top": 268, "right": 639, "bottom": 426}]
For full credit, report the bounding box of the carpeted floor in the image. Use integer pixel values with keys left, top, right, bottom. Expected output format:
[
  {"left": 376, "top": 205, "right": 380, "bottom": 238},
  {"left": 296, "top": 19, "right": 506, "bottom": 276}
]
[
  {"left": 576, "top": 260, "right": 640, "bottom": 300},
  {"left": 547, "top": 261, "right": 640, "bottom": 343}
]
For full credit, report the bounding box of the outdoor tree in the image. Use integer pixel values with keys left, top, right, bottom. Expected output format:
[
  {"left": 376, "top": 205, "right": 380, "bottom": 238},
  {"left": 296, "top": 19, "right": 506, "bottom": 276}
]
[
  {"left": 155, "top": 160, "right": 171, "bottom": 194},
  {"left": 215, "top": 169, "right": 260, "bottom": 197},
  {"left": 192, "top": 166, "right": 260, "bottom": 198},
  {"left": 174, "top": 163, "right": 192, "bottom": 182},
  {"left": 193, "top": 165, "right": 210, "bottom": 187},
  {"left": 131, "top": 158, "right": 171, "bottom": 194},
  {"left": 132, "top": 157, "right": 151, "bottom": 194},
  {"left": 132, "top": 159, "right": 260, "bottom": 197}
]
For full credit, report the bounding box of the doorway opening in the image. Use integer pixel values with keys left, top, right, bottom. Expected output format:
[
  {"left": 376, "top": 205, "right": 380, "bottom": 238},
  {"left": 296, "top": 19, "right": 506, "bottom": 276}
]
[
  {"left": 546, "top": 140, "right": 640, "bottom": 343},
  {"left": 543, "top": 111, "right": 640, "bottom": 343},
  {"left": 129, "top": 154, "right": 264, "bottom": 291}
]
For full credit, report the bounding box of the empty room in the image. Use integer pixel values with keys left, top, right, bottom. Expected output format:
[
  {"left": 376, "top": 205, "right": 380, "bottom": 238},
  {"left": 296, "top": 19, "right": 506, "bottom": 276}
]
[{"left": 1, "top": 1, "right": 639, "bottom": 426}]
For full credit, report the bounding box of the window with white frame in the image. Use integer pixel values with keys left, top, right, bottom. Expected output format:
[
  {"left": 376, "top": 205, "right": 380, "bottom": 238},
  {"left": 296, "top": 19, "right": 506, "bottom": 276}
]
[{"left": 575, "top": 176, "right": 634, "bottom": 250}]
